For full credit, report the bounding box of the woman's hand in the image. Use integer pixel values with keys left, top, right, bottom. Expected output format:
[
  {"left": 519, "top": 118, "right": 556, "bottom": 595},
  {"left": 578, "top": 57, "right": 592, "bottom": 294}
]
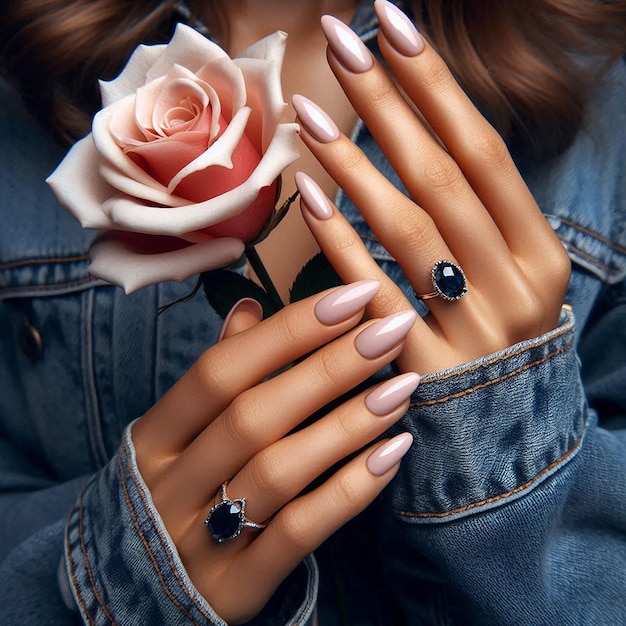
[
  {"left": 294, "top": 0, "right": 571, "bottom": 374},
  {"left": 131, "top": 282, "right": 418, "bottom": 624}
]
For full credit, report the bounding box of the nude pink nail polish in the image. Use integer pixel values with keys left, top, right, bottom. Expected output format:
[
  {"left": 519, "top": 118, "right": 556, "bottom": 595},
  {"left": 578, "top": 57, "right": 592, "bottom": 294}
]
[
  {"left": 295, "top": 171, "right": 334, "bottom": 220},
  {"left": 374, "top": 0, "right": 425, "bottom": 56},
  {"left": 365, "top": 372, "right": 420, "bottom": 416},
  {"left": 217, "top": 298, "right": 263, "bottom": 341},
  {"left": 367, "top": 432, "right": 413, "bottom": 476},
  {"left": 315, "top": 280, "right": 380, "bottom": 325},
  {"left": 354, "top": 310, "right": 417, "bottom": 359},
  {"left": 321, "top": 15, "right": 374, "bottom": 73},
  {"left": 292, "top": 94, "right": 340, "bottom": 143}
]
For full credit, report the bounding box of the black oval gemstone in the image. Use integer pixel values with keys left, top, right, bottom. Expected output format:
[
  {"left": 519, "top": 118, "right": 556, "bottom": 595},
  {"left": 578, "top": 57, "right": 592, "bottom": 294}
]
[
  {"left": 205, "top": 500, "right": 244, "bottom": 542},
  {"left": 432, "top": 261, "right": 467, "bottom": 300}
]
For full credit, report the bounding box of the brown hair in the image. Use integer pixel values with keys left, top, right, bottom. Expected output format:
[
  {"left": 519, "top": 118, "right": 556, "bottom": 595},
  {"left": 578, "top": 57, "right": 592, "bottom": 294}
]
[{"left": 1, "top": 0, "right": 624, "bottom": 158}]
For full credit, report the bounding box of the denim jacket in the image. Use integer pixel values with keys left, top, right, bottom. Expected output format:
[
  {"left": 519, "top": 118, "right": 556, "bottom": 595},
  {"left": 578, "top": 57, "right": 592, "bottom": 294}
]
[{"left": 1, "top": 1, "right": 625, "bottom": 624}]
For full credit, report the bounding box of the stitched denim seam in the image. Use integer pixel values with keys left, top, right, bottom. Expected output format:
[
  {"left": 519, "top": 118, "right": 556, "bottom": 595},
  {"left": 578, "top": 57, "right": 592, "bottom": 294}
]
[
  {"left": 564, "top": 240, "right": 623, "bottom": 276},
  {"left": 120, "top": 443, "right": 219, "bottom": 624},
  {"left": 0, "top": 254, "right": 90, "bottom": 270},
  {"left": 76, "top": 483, "right": 116, "bottom": 623},
  {"left": 0, "top": 275, "right": 97, "bottom": 294},
  {"left": 560, "top": 216, "right": 626, "bottom": 255},
  {"left": 416, "top": 320, "right": 572, "bottom": 388},
  {"left": 394, "top": 429, "right": 584, "bottom": 519},
  {"left": 411, "top": 339, "right": 573, "bottom": 407},
  {"left": 65, "top": 494, "right": 97, "bottom": 626}
]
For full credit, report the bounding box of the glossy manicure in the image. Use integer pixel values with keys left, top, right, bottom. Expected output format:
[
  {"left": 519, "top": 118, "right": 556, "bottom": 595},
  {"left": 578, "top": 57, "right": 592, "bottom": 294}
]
[
  {"left": 217, "top": 298, "right": 263, "bottom": 341},
  {"left": 355, "top": 310, "right": 417, "bottom": 359},
  {"left": 292, "top": 94, "right": 340, "bottom": 143},
  {"left": 295, "top": 171, "right": 333, "bottom": 220},
  {"left": 315, "top": 280, "right": 380, "bottom": 325},
  {"left": 321, "top": 15, "right": 374, "bottom": 73},
  {"left": 367, "top": 432, "right": 414, "bottom": 476},
  {"left": 374, "top": 0, "right": 424, "bottom": 56},
  {"left": 365, "top": 372, "right": 420, "bottom": 416}
]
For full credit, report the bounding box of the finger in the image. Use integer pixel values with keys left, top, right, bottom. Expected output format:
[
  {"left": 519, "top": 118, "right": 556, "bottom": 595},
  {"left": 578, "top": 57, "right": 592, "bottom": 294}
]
[
  {"left": 316, "top": 17, "right": 516, "bottom": 277},
  {"left": 232, "top": 433, "right": 414, "bottom": 611},
  {"left": 372, "top": 2, "right": 570, "bottom": 298},
  {"left": 168, "top": 309, "right": 417, "bottom": 511},
  {"left": 134, "top": 281, "right": 380, "bottom": 456},
  {"left": 227, "top": 372, "right": 420, "bottom": 523},
  {"left": 218, "top": 298, "right": 264, "bottom": 342},
  {"left": 296, "top": 170, "right": 506, "bottom": 362}
]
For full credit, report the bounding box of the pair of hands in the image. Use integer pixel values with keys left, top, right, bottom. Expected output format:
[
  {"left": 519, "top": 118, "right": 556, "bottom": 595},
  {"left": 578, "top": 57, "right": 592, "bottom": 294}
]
[{"left": 132, "top": 2, "right": 570, "bottom": 622}]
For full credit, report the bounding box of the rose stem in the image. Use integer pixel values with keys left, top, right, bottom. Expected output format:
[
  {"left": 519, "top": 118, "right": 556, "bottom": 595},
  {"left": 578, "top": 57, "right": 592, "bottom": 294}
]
[{"left": 245, "top": 245, "right": 284, "bottom": 312}]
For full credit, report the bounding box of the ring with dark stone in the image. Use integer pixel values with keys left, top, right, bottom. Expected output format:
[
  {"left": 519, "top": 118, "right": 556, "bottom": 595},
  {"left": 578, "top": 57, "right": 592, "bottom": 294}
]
[
  {"left": 414, "top": 260, "right": 468, "bottom": 302},
  {"left": 205, "top": 481, "right": 267, "bottom": 543}
]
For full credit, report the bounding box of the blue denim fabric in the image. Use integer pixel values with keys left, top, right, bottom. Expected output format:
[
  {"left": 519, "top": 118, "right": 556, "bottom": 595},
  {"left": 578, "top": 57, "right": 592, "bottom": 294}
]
[{"left": 1, "top": 0, "right": 626, "bottom": 624}]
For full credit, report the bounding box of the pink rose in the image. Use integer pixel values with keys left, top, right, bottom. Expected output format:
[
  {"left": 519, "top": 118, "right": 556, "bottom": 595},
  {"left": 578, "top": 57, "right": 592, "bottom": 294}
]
[{"left": 47, "top": 25, "right": 299, "bottom": 293}]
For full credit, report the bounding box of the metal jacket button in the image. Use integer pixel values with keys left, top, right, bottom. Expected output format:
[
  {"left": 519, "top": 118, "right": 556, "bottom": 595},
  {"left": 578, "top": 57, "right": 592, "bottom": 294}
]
[{"left": 19, "top": 317, "right": 43, "bottom": 361}]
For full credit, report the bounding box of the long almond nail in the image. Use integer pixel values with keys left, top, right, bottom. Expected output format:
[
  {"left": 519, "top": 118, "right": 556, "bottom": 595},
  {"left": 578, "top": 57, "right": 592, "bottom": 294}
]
[
  {"left": 355, "top": 310, "right": 417, "bottom": 359},
  {"left": 217, "top": 298, "right": 263, "bottom": 341},
  {"left": 292, "top": 94, "right": 340, "bottom": 143},
  {"left": 365, "top": 372, "right": 420, "bottom": 416},
  {"left": 367, "top": 432, "right": 413, "bottom": 476},
  {"left": 321, "top": 15, "right": 374, "bottom": 73},
  {"left": 295, "top": 171, "right": 333, "bottom": 220},
  {"left": 374, "top": 0, "right": 424, "bottom": 56},
  {"left": 315, "top": 280, "right": 380, "bottom": 325}
]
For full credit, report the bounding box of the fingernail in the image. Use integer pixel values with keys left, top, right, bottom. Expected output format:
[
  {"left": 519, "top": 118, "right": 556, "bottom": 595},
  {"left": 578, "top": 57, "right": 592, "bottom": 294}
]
[
  {"left": 321, "top": 15, "right": 374, "bottom": 74},
  {"left": 217, "top": 298, "right": 263, "bottom": 341},
  {"left": 374, "top": 0, "right": 424, "bottom": 56},
  {"left": 355, "top": 310, "right": 417, "bottom": 359},
  {"left": 367, "top": 432, "right": 413, "bottom": 476},
  {"left": 295, "top": 171, "right": 333, "bottom": 220},
  {"left": 315, "top": 280, "right": 380, "bottom": 325},
  {"left": 292, "top": 94, "right": 340, "bottom": 143},
  {"left": 365, "top": 372, "right": 420, "bottom": 416}
]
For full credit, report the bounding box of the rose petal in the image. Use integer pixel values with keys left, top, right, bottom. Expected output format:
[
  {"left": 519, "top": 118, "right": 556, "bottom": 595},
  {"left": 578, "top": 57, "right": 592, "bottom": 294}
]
[
  {"left": 89, "top": 231, "right": 244, "bottom": 293},
  {"left": 99, "top": 43, "right": 166, "bottom": 107},
  {"left": 99, "top": 161, "right": 187, "bottom": 207},
  {"left": 102, "top": 122, "right": 300, "bottom": 234},
  {"left": 195, "top": 56, "right": 247, "bottom": 118},
  {"left": 46, "top": 135, "right": 116, "bottom": 229},
  {"left": 146, "top": 24, "right": 228, "bottom": 83},
  {"left": 93, "top": 96, "right": 178, "bottom": 197},
  {"left": 235, "top": 57, "right": 285, "bottom": 152},
  {"left": 167, "top": 106, "right": 251, "bottom": 193},
  {"left": 237, "top": 30, "right": 288, "bottom": 74}
]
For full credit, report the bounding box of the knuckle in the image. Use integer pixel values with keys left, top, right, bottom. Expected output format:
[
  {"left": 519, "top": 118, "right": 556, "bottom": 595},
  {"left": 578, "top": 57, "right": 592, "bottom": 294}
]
[
  {"left": 332, "top": 406, "right": 363, "bottom": 442},
  {"left": 390, "top": 212, "right": 440, "bottom": 257},
  {"left": 270, "top": 310, "right": 308, "bottom": 349},
  {"left": 333, "top": 140, "right": 366, "bottom": 173},
  {"left": 420, "top": 58, "right": 453, "bottom": 93},
  {"left": 422, "top": 154, "right": 464, "bottom": 193},
  {"left": 472, "top": 131, "right": 514, "bottom": 172},
  {"left": 366, "top": 77, "right": 397, "bottom": 108},
  {"left": 313, "top": 348, "right": 347, "bottom": 388},
  {"left": 274, "top": 507, "right": 315, "bottom": 553},
  {"left": 224, "top": 392, "right": 264, "bottom": 447},
  {"left": 333, "top": 471, "right": 364, "bottom": 509},
  {"left": 193, "top": 351, "right": 231, "bottom": 396},
  {"left": 248, "top": 449, "right": 290, "bottom": 499}
]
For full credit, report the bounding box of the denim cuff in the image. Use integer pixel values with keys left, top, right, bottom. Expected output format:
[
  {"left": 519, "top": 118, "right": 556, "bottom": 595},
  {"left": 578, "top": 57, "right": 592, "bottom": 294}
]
[
  {"left": 64, "top": 426, "right": 318, "bottom": 624},
  {"left": 390, "top": 308, "right": 585, "bottom": 522}
]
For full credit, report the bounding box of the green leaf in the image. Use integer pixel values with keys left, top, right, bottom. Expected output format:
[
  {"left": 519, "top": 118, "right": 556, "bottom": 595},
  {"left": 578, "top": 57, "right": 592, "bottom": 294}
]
[
  {"left": 201, "top": 269, "right": 279, "bottom": 319},
  {"left": 289, "top": 252, "right": 343, "bottom": 303}
]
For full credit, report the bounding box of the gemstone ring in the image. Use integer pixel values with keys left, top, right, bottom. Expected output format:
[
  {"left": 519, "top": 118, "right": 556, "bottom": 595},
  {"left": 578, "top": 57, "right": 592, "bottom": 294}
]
[
  {"left": 415, "top": 260, "right": 468, "bottom": 302},
  {"left": 205, "top": 481, "right": 267, "bottom": 543}
]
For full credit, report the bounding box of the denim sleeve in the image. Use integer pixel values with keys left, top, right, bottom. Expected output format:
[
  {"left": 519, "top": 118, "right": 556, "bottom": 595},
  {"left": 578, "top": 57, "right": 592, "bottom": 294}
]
[
  {"left": 63, "top": 426, "right": 318, "bottom": 625},
  {"left": 380, "top": 308, "right": 626, "bottom": 624}
]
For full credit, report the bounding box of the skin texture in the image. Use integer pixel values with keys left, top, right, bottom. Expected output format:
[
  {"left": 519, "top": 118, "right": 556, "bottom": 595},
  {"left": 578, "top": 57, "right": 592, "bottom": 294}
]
[{"left": 131, "top": 3, "right": 571, "bottom": 622}]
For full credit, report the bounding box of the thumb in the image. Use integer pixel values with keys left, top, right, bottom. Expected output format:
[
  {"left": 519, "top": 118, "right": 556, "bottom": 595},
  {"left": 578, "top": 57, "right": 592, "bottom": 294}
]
[{"left": 218, "top": 298, "right": 264, "bottom": 341}]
